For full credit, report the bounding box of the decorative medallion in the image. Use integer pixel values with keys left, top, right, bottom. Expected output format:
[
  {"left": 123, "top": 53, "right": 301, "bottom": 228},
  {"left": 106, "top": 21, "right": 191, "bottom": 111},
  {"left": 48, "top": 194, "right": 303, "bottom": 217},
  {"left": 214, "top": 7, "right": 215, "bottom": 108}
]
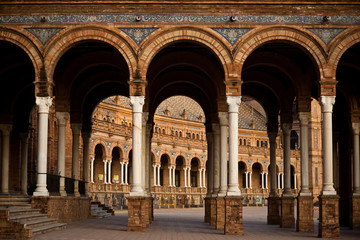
[
  {"left": 25, "top": 28, "right": 63, "bottom": 45},
  {"left": 212, "top": 28, "right": 252, "bottom": 45},
  {"left": 119, "top": 28, "right": 158, "bottom": 45},
  {"left": 307, "top": 28, "right": 345, "bottom": 45}
]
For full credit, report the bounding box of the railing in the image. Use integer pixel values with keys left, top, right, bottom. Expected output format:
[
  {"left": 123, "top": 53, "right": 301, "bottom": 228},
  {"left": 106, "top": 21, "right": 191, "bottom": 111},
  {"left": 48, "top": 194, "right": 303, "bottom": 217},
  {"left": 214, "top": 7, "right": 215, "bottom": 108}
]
[{"left": 46, "top": 173, "right": 60, "bottom": 195}]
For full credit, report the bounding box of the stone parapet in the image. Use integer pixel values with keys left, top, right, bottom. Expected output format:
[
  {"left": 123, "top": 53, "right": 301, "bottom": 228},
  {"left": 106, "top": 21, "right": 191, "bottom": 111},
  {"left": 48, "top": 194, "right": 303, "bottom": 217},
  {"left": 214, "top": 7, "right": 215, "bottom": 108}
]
[
  {"left": 224, "top": 196, "right": 243, "bottom": 235},
  {"left": 351, "top": 195, "right": 360, "bottom": 229},
  {"left": 296, "top": 195, "right": 314, "bottom": 232},
  {"left": 267, "top": 196, "right": 281, "bottom": 225},
  {"left": 216, "top": 197, "right": 225, "bottom": 230},
  {"left": 280, "top": 195, "right": 295, "bottom": 228},
  {"left": 318, "top": 195, "right": 340, "bottom": 238}
]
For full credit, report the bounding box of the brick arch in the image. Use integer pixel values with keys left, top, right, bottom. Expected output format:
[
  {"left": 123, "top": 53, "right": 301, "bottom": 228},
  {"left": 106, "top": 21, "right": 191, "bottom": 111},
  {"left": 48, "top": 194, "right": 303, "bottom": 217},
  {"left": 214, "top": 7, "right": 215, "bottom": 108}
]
[
  {"left": 92, "top": 141, "right": 107, "bottom": 159},
  {"left": 125, "top": 146, "right": 133, "bottom": 160},
  {"left": 110, "top": 145, "right": 125, "bottom": 160},
  {"left": 138, "top": 26, "right": 232, "bottom": 80},
  {"left": 250, "top": 161, "right": 264, "bottom": 172},
  {"left": 159, "top": 153, "right": 171, "bottom": 165},
  {"left": 0, "top": 27, "right": 43, "bottom": 83},
  {"left": 190, "top": 156, "right": 202, "bottom": 168},
  {"left": 328, "top": 29, "right": 360, "bottom": 78},
  {"left": 44, "top": 25, "right": 137, "bottom": 84},
  {"left": 233, "top": 26, "right": 327, "bottom": 80},
  {"left": 238, "top": 160, "right": 248, "bottom": 172}
]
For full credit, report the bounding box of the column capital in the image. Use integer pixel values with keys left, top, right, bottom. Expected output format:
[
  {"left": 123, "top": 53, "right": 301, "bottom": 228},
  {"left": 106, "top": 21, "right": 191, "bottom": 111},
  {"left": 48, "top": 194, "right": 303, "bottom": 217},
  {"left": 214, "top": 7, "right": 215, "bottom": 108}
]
[
  {"left": 0, "top": 124, "right": 12, "bottom": 135},
  {"left": 320, "top": 96, "right": 336, "bottom": 113},
  {"left": 218, "top": 112, "right": 228, "bottom": 126},
  {"left": 81, "top": 131, "right": 91, "bottom": 141},
  {"left": 352, "top": 122, "right": 360, "bottom": 134},
  {"left": 298, "top": 112, "right": 311, "bottom": 126},
  {"left": 71, "top": 123, "right": 82, "bottom": 134},
  {"left": 55, "top": 112, "right": 69, "bottom": 126},
  {"left": 142, "top": 112, "right": 149, "bottom": 125},
  {"left": 36, "top": 96, "right": 52, "bottom": 114},
  {"left": 19, "top": 132, "right": 30, "bottom": 142},
  {"left": 267, "top": 132, "right": 278, "bottom": 141},
  {"left": 281, "top": 122, "right": 292, "bottom": 135},
  {"left": 211, "top": 123, "right": 220, "bottom": 135},
  {"left": 226, "top": 96, "right": 242, "bottom": 113},
  {"left": 130, "top": 96, "right": 145, "bottom": 113}
]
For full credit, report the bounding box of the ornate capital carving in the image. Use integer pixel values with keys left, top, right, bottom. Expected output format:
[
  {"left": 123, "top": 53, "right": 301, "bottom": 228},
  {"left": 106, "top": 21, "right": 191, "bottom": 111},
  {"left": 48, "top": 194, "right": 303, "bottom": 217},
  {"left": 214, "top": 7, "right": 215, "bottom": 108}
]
[
  {"left": 298, "top": 112, "right": 311, "bottom": 126},
  {"left": 130, "top": 96, "right": 145, "bottom": 113},
  {"left": 281, "top": 122, "right": 292, "bottom": 136},
  {"left": 218, "top": 112, "right": 228, "bottom": 126},
  {"left": 0, "top": 124, "right": 12, "bottom": 136},
  {"left": 226, "top": 96, "right": 241, "bottom": 113},
  {"left": 36, "top": 96, "right": 52, "bottom": 114},
  {"left": 55, "top": 112, "right": 69, "bottom": 126},
  {"left": 352, "top": 123, "right": 360, "bottom": 135},
  {"left": 71, "top": 123, "right": 82, "bottom": 135},
  {"left": 320, "top": 96, "right": 336, "bottom": 113}
]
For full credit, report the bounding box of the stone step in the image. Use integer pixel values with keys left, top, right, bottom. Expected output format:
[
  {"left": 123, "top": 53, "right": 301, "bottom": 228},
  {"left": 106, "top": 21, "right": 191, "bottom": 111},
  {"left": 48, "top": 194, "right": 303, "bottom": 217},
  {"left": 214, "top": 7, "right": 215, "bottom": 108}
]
[
  {"left": 0, "top": 202, "right": 32, "bottom": 208},
  {"left": 10, "top": 213, "right": 49, "bottom": 222},
  {"left": 7, "top": 208, "right": 40, "bottom": 216},
  {"left": 20, "top": 217, "right": 58, "bottom": 229},
  {"left": 31, "top": 222, "right": 67, "bottom": 235}
]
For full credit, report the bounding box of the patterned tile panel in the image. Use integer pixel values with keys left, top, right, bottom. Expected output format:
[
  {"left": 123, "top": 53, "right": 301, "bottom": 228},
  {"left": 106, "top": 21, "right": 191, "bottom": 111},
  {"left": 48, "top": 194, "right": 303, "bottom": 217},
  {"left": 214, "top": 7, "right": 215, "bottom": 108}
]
[
  {"left": 212, "top": 28, "right": 252, "bottom": 45},
  {"left": 1, "top": 14, "right": 359, "bottom": 23},
  {"left": 25, "top": 28, "right": 63, "bottom": 45},
  {"left": 119, "top": 28, "right": 158, "bottom": 45},
  {"left": 307, "top": 28, "right": 346, "bottom": 45}
]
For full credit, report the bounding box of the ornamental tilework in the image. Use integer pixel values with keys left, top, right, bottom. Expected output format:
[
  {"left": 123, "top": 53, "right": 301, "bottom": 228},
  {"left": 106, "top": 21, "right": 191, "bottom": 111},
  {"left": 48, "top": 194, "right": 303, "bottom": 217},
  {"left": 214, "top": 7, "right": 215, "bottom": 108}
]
[
  {"left": 212, "top": 28, "right": 252, "bottom": 45},
  {"left": 119, "top": 28, "right": 158, "bottom": 45},
  {"left": 25, "top": 28, "right": 63, "bottom": 45},
  {"left": 307, "top": 28, "right": 346, "bottom": 45},
  {"left": 1, "top": 14, "right": 359, "bottom": 23}
]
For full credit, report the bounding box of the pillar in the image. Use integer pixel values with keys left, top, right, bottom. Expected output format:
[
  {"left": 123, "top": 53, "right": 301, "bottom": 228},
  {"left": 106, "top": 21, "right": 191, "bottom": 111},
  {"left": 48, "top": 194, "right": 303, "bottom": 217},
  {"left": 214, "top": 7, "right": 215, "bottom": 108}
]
[
  {"left": 172, "top": 167, "right": 175, "bottom": 187},
  {"left": 82, "top": 132, "right": 91, "bottom": 197},
  {"left": 218, "top": 112, "right": 228, "bottom": 196},
  {"left": 245, "top": 172, "right": 249, "bottom": 189},
  {"left": 55, "top": 112, "right": 68, "bottom": 196},
  {"left": 129, "top": 96, "right": 145, "bottom": 196},
  {"left": 212, "top": 123, "right": 220, "bottom": 196},
  {"left": 71, "top": 123, "right": 81, "bottom": 197},
  {"left": 145, "top": 122, "right": 152, "bottom": 195},
  {"left": 261, "top": 172, "right": 264, "bottom": 189},
  {"left": 202, "top": 169, "right": 206, "bottom": 188},
  {"left": 108, "top": 160, "right": 112, "bottom": 184},
  {"left": 351, "top": 122, "right": 360, "bottom": 229},
  {"left": 90, "top": 158, "right": 94, "bottom": 183},
  {"left": 280, "top": 122, "right": 295, "bottom": 228},
  {"left": 125, "top": 162, "right": 129, "bottom": 185},
  {"left": 0, "top": 124, "right": 12, "bottom": 194},
  {"left": 20, "top": 132, "right": 29, "bottom": 195},
  {"left": 33, "top": 96, "right": 52, "bottom": 196},
  {"left": 157, "top": 165, "right": 160, "bottom": 186},
  {"left": 103, "top": 160, "right": 108, "bottom": 184},
  {"left": 153, "top": 165, "right": 157, "bottom": 186},
  {"left": 168, "top": 166, "right": 172, "bottom": 187},
  {"left": 199, "top": 169, "right": 202, "bottom": 188},
  {"left": 249, "top": 172, "right": 252, "bottom": 189},
  {"left": 121, "top": 162, "right": 125, "bottom": 185},
  {"left": 187, "top": 168, "right": 191, "bottom": 187}
]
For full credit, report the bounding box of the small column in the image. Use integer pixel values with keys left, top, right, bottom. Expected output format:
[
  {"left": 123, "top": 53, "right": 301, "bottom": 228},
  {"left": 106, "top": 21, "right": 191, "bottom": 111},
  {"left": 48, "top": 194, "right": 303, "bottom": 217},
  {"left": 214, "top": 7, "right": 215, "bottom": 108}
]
[
  {"left": 82, "top": 132, "right": 91, "bottom": 197},
  {"left": 187, "top": 168, "right": 191, "bottom": 187},
  {"left": 184, "top": 167, "right": 187, "bottom": 187},
  {"left": 351, "top": 122, "right": 360, "bottom": 229},
  {"left": 281, "top": 122, "right": 292, "bottom": 196},
  {"left": 103, "top": 160, "right": 108, "bottom": 184},
  {"left": 71, "top": 123, "right": 81, "bottom": 197},
  {"left": 56, "top": 112, "right": 69, "bottom": 196},
  {"left": 249, "top": 172, "right": 252, "bottom": 189},
  {"left": 261, "top": 172, "right": 264, "bottom": 189},
  {"left": 207, "top": 131, "right": 214, "bottom": 195},
  {"left": 108, "top": 160, "right": 112, "bottom": 184},
  {"left": 298, "top": 112, "right": 311, "bottom": 195},
  {"left": 90, "top": 158, "right": 95, "bottom": 183},
  {"left": 265, "top": 173, "right": 268, "bottom": 189},
  {"left": 20, "top": 132, "right": 29, "bottom": 195},
  {"left": 129, "top": 96, "right": 145, "bottom": 196},
  {"left": 277, "top": 174, "right": 280, "bottom": 189},
  {"left": 281, "top": 174, "right": 284, "bottom": 189},
  {"left": 172, "top": 167, "right": 175, "bottom": 187},
  {"left": 157, "top": 165, "right": 160, "bottom": 186},
  {"left": 153, "top": 165, "right": 157, "bottom": 186},
  {"left": 212, "top": 123, "right": 220, "bottom": 196},
  {"left": 199, "top": 169, "right": 202, "bottom": 188},
  {"left": 226, "top": 96, "right": 241, "bottom": 196},
  {"left": 121, "top": 162, "right": 125, "bottom": 185},
  {"left": 294, "top": 174, "right": 297, "bottom": 190},
  {"left": 0, "top": 124, "right": 11, "bottom": 194},
  {"left": 218, "top": 112, "right": 228, "bottom": 196},
  {"left": 125, "top": 162, "right": 129, "bottom": 185},
  {"left": 168, "top": 166, "right": 172, "bottom": 187},
  {"left": 268, "top": 131, "right": 278, "bottom": 195},
  {"left": 33, "top": 96, "right": 52, "bottom": 196},
  {"left": 245, "top": 172, "right": 249, "bottom": 189},
  {"left": 202, "top": 169, "right": 206, "bottom": 188}
]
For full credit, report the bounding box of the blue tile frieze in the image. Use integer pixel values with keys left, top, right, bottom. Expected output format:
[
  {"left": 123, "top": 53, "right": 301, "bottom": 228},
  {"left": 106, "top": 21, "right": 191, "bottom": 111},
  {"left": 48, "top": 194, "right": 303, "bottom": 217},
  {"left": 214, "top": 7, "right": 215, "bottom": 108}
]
[
  {"left": 307, "top": 28, "right": 346, "bottom": 45},
  {"left": 1, "top": 14, "right": 359, "bottom": 24},
  {"left": 25, "top": 28, "right": 63, "bottom": 45},
  {"left": 212, "top": 28, "right": 252, "bottom": 45},
  {"left": 119, "top": 28, "right": 158, "bottom": 45}
]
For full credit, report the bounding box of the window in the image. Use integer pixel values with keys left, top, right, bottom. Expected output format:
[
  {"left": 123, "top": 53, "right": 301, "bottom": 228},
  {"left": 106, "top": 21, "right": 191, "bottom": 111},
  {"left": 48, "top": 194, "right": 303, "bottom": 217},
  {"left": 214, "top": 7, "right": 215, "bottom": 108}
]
[{"left": 314, "top": 129, "right": 318, "bottom": 149}]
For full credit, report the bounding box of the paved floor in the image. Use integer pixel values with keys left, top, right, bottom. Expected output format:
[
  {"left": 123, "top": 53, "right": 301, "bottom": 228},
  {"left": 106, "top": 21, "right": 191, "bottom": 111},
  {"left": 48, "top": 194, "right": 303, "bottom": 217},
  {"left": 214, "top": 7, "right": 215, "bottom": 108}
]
[{"left": 34, "top": 207, "right": 360, "bottom": 240}]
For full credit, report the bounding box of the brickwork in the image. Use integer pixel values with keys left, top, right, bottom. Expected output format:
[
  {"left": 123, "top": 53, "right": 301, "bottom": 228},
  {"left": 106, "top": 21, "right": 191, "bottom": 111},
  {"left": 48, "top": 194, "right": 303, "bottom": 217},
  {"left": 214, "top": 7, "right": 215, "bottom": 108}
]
[
  {"left": 267, "top": 196, "right": 281, "bottom": 225},
  {"left": 280, "top": 196, "right": 295, "bottom": 228},
  {"left": 209, "top": 197, "right": 216, "bottom": 226},
  {"left": 224, "top": 196, "right": 243, "bottom": 235},
  {"left": 0, "top": 210, "right": 32, "bottom": 239},
  {"left": 127, "top": 196, "right": 151, "bottom": 232},
  {"left": 215, "top": 197, "right": 225, "bottom": 230},
  {"left": 318, "top": 195, "right": 340, "bottom": 238},
  {"left": 204, "top": 197, "right": 210, "bottom": 223},
  {"left": 296, "top": 195, "right": 314, "bottom": 232},
  {"left": 31, "top": 196, "right": 91, "bottom": 223},
  {"left": 350, "top": 195, "right": 360, "bottom": 229}
]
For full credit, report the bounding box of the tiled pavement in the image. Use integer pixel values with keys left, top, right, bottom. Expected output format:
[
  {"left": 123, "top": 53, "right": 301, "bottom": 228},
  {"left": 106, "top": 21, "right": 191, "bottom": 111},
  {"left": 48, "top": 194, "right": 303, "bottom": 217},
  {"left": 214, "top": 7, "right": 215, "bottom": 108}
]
[{"left": 33, "top": 207, "right": 360, "bottom": 240}]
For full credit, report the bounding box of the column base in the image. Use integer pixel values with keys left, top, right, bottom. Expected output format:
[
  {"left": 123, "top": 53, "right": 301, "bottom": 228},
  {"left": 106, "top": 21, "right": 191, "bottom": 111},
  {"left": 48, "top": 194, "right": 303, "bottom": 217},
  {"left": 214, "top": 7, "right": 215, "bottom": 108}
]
[
  {"left": 351, "top": 195, "right": 360, "bottom": 229},
  {"left": 224, "top": 196, "right": 243, "bottom": 235},
  {"left": 280, "top": 195, "right": 295, "bottom": 228},
  {"left": 216, "top": 197, "right": 225, "bottom": 230},
  {"left": 127, "top": 196, "right": 150, "bottom": 231},
  {"left": 318, "top": 195, "right": 340, "bottom": 238},
  {"left": 204, "top": 197, "right": 210, "bottom": 223},
  {"left": 267, "top": 196, "right": 281, "bottom": 225},
  {"left": 210, "top": 197, "right": 216, "bottom": 226},
  {"left": 296, "top": 195, "right": 314, "bottom": 232}
]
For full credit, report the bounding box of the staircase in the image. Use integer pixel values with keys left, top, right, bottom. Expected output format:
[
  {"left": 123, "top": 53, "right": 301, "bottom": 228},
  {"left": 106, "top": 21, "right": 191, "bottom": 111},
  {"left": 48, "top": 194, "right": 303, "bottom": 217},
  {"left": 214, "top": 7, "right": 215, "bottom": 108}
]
[
  {"left": 90, "top": 202, "right": 113, "bottom": 218},
  {"left": 0, "top": 195, "right": 66, "bottom": 239}
]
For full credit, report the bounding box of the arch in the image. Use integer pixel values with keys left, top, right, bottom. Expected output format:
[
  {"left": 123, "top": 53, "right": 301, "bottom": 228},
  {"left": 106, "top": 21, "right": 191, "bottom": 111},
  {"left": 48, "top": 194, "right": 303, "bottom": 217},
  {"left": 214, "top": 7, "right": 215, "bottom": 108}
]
[
  {"left": 109, "top": 144, "right": 125, "bottom": 159},
  {"left": 328, "top": 29, "right": 360, "bottom": 78},
  {"left": 0, "top": 27, "right": 43, "bottom": 83},
  {"left": 234, "top": 26, "right": 327, "bottom": 80},
  {"left": 138, "top": 26, "right": 232, "bottom": 80},
  {"left": 251, "top": 162, "right": 264, "bottom": 172},
  {"left": 44, "top": 26, "right": 137, "bottom": 84},
  {"left": 92, "top": 141, "right": 107, "bottom": 157}
]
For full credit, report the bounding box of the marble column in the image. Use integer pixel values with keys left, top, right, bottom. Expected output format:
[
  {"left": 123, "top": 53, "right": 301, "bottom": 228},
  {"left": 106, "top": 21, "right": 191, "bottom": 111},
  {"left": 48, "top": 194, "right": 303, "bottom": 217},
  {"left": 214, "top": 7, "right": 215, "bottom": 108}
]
[
  {"left": 90, "top": 158, "right": 95, "bottom": 183},
  {"left": 103, "top": 160, "right": 108, "bottom": 184},
  {"left": 249, "top": 172, "right": 252, "bottom": 189},
  {"left": 130, "top": 96, "right": 145, "bottom": 196},
  {"left": 0, "top": 124, "right": 12, "bottom": 194},
  {"left": 187, "top": 168, "right": 191, "bottom": 187},
  {"left": 226, "top": 96, "right": 241, "bottom": 196},
  {"left": 184, "top": 167, "right": 187, "bottom": 187},
  {"left": 202, "top": 169, "right": 206, "bottom": 188},
  {"left": 298, "top": 112, "right": 311, "bottom": 196},
  {"left": 245, "top": 172, "right": 249, "bottom": 189},
  {"left": 218, "top": 112, "right": 228, "bottom": 196},
  {"left": 261, "top": 172, "right": 264, "bottom": 189},
  {"left": 82, "top": 132, "right": 91, "bottom": 197},
  {"left": 71, "top": 123, "right": 81, "bottom": 197},
  {"left": 157, "top": 165, "right": 160, "bottom": 186},
  {"left": 199, "top": 169, "right": 202, "bottom": 188},
  {"left": 125, "top": 162, "right": 129, "bottom": 185},
  {"left": 320, "top": 96, "right": 337, "bottom": 195},
  {"left": 142, "top": 112, "right": 148, "bottom": 194},
  {"left": 281, "top": 123, "right": 293, "bottom": 196},
  {"left": 207, "top": 131, "right": 214, "bottom": 195},
  {"left": 212, "top": 123, "right": 220, "bottom": 196},
  {"left": 172, "top": 167, "right": 175, "bottom": 187},
  {"left": 33, "top": 96, "right": 52, "bottom": 196},
  {"left": 145, "top": 122, "right": 152, "bottom": 195},
  {"left": 56, "top": 112, "right": 69, "bottom": 196},
  {"left": 153, "top": 165, "right": 157, "bottom": 186},
  {"left": 265, "top": 173, "right": 268, "bottom": 189},
  {"left": 277, "top": 173, "right": 281, "bottom": 189},
  {"left": 168, "top": 166, "right": 172, "bottom": 187},
  {"left": 20, "top": 132, "right": 29, "bottom": 195},
  {"left": 108, "top": 160, "right": 112, "bottom": 184},
  {"left": 121, "top": 162, "right": 125, "bottom": 185},
  {"left": 268, "top": 132, "right": 278, "bottom": 196},
  {"left": 352, "top": 123, "right": 360, "bottom": 195}
]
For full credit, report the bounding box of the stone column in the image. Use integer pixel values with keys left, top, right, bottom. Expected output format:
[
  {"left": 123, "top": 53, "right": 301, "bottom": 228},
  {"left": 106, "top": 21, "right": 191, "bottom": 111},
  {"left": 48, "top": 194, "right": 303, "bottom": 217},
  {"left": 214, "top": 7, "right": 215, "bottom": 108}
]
[
  {"left": 157, "top": 165, "right": 160, "bottom": 186},
  {"left": 265, "top": 173, "right": 268, "bottom": 189},
  {"left": 187, "top": 168, "right": 191, "bottom": 187},
  {"left": 153, "top": 165, "right": 157, "bottom": 186},
  {"left": 103, "top": 160, "right": 108, "bottom": 184},
  {"left": 145, "top": 122, "right": 152, "bottom": 195},
  {"left": 90, "top": 158, "right": 94, "bottom": 183},
  {"left": 172, "top": 167, "right": 175, "bottom": 187},
  {"left": 207, "top": 131, "right": 214, "bottom": 195},
  {"left": 245, "top": 172, "right": 249, "bottom": 188},
  {"left": 130, "top": 96, "right": 145, "bottom": 196},
  {"left": 351, "top": 122, "right": 360, "bottom": 229},
  {"left": 184, "top": 167, "right": 187, "bottom": 187},
  {"left": 20, "top": 132, "right": 29, "bottom": 195},
  {"left": 249, "top": 172, "right": 252, "bottom": 189},
  {"left": 268, "top": 132, "right": 278, "bottom": 195},
  {"left": 280, "top": 122, "right": 295, "bottom": 228},
  {"left": 125, "top": 162, "right": 129, "bottom": 185},
  {"left": 202, "top": 169, "right": 206, "bottom": 188},
  {"left": 71, "top": 123, "right": 81, "bottom": 197},
  {"left": 168, "top": 166, "right": 172, "bottom": 187},
  {"left": 281, "top": 174, "right": 284, "bottom": 189},
  {"left": 108, "top": 160, "right": 112, "bottom": 184},
  {"left": 56, "top": 112, "right": 69, "bottom": 196},
  {"left": 82, "top": 132, "right": 91, "bottom": 197},
  {"left": 0, "top": 124, "right": 12, "bottom": 194},
  {"left": 218, "top": 112, "right": 228, "bottom": 196},
  {"left": 199, "top": 169, "right": 202, "bottom": 188},
  {"left": 33, "top": 96, "right": 52, "bottom": 196},
  {"left": 226, "top": 96, "right": 241, "bottom": 196},
  {"left": 261, "top": 172, "right": 264, "bottom": 189},
  {"left": 212, "top": 123, "right": 220, "bottom": 196},
  {"left": 121, "top": 162, "right": 125, "bottom": 185}
]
